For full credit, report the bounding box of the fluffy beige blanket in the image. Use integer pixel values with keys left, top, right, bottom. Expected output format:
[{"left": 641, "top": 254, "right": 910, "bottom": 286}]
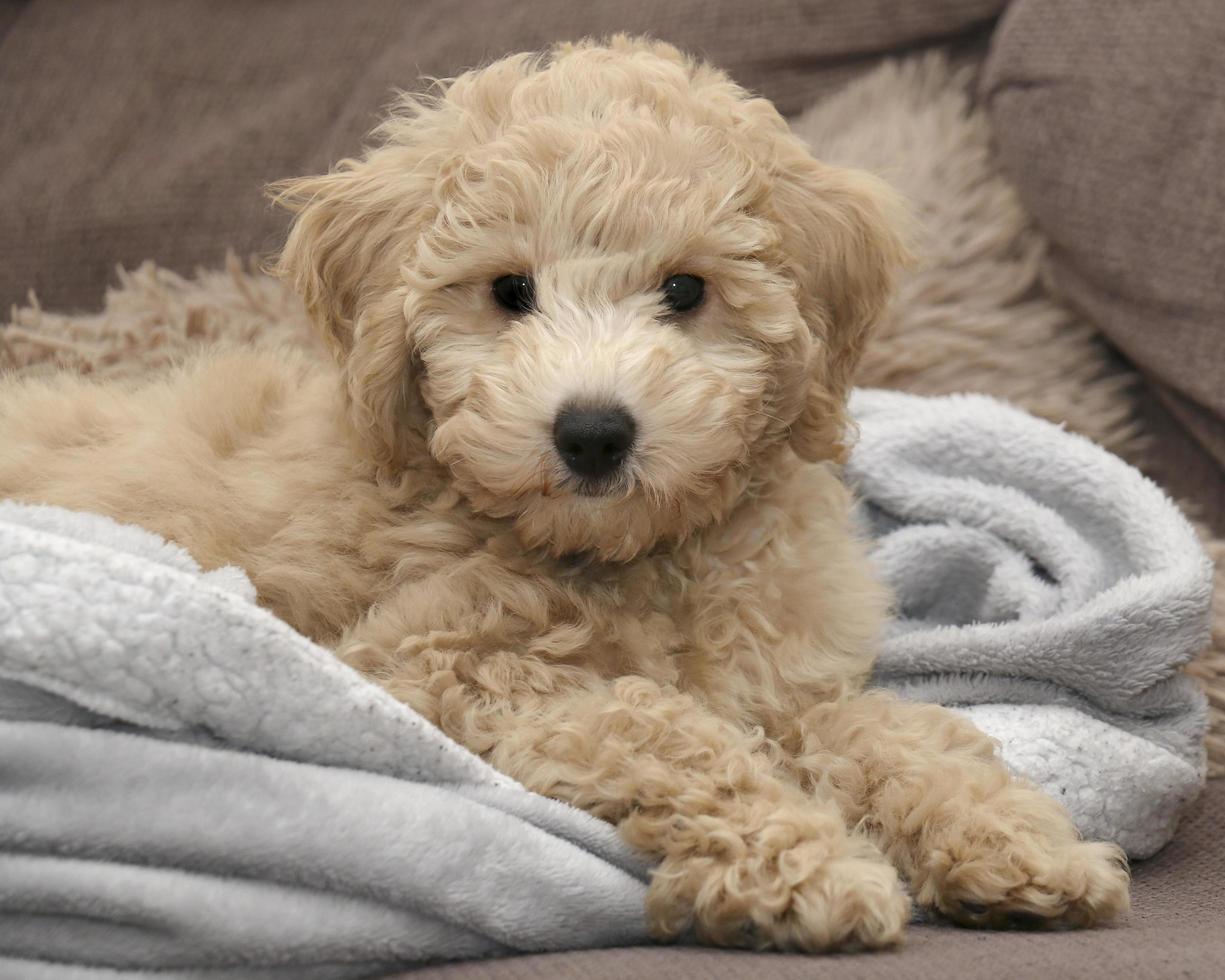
[{"left": 4, "top": 56, "right": 1221, "bottom": 772}]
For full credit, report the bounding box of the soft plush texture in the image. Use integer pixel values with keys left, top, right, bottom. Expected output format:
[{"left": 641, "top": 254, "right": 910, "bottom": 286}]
[
  {"left": 790, "top": 55, "right": 1225, "bottom": 774},
  {"left": 853, "top": 389, "right": 1211, "bottom": 857},
  {"left": 0, "top": 501, "right": 652, "bottom": 978},
  {"left": 0, "top": 376, "right": 1205, "bottom": 974},
  {"left": 10, "top": 0, "right": 1221, "bottom": 541},
  {"left": 0, "top": 44, "right": 1205, "bottom": 970},
  {"left": 0, "top": 5, "right": 1220, "bottom": 975},
  {"left": 4, "top": 37, "right": 1130, "bottom": 952},
  {"left": 3, "top": 55, "right": 1220, "bottom": 775},
  {"left": 398, "top": 776, "right": 1225, "bottom": 980}
]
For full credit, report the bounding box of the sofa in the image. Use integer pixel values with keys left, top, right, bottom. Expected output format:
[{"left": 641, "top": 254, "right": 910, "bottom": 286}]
[{"left": 1, "top": 1, "right": 1221, "bottom": 976}]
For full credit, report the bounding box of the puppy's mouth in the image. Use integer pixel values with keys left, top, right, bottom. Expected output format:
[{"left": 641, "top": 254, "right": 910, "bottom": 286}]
[
  {"left": 569, "top": 475, "right": 622, "bottom": 498},
  {"left": 551, "top": 465, "right": 635, "bottom": 499}
]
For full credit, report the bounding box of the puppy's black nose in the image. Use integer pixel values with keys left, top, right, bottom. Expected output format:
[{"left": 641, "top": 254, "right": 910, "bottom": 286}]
[{"left": 553, "top": 406, "right": 636, "bottom": 480}]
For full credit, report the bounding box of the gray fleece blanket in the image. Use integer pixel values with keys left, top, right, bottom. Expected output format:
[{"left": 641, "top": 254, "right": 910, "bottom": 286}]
[
  {"left": 0, "top": 506, "right": 652, "bottom": 979},
  {"left": 0, "top": 390, "right": 1212, "bottom": 978},
  {"left": 854, "top": 390, "right": 1212, "bottom": 858}
]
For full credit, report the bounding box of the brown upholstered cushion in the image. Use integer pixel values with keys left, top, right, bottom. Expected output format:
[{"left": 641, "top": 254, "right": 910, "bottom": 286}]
[
  {"left": 390, "top": 778, "right": 1225, "bottom": 979},
  {"left": 0, "top": 1, "right": 26, "bottom": 43},
  {"left": 0, "top": 0, "right": 1004, "bottom": 313},
  {"left": 981, "top": 0, "right": 1225, "bottom": 500}
]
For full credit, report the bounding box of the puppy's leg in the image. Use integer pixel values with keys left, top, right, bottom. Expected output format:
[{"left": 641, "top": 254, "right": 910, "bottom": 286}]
[
  {"left": 345, "top": 635, "right": 909, "bottom": 952},
  {"left": 788, "top": 692, "right": 1129, "bottom": 929}
]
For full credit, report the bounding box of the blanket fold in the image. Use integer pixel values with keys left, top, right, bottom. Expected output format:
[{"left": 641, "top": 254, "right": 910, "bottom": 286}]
[
  {"left": 854, "top": 389, "right": 1212, "bottom": 857},
  {"left": 0, "top": 502, "right": 652, "bottom": 979},
  {"left": 0, "top": 390, "right": 1213, "bottom": 978}
]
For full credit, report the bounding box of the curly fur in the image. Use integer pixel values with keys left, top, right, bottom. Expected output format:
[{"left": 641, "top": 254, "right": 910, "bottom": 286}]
[{"left": 0, "top": 38, "right": 1127, "bottom": 950}]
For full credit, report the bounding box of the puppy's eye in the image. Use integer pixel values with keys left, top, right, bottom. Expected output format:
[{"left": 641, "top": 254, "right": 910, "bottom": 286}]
[
  {"left": 492, "top": 274, "right": 536, "bottom": 315},
  {"left": 661, "top": 274, "right": 704, "bottom": 313}
]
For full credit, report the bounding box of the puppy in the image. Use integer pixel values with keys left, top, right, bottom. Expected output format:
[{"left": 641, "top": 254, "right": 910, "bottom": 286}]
[{"left": 0, "top": 37, "right": 1127, "bottom": 951}]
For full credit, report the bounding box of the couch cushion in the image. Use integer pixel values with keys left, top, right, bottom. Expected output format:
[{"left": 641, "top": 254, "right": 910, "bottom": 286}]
[
  {"left": 0, "top": 0, "right": 1004, "bottom": 313},
  {"left": 981, "top": 0, "right": 1225, "bottom": 491},
  {"left": 0, "top": 1, "right": 26, "bottom": 42}
]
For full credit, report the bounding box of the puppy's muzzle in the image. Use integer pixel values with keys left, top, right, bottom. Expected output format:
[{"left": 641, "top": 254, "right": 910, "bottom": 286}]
[{"left": 553, "top": 404, "right": 636, "bottom": 481}]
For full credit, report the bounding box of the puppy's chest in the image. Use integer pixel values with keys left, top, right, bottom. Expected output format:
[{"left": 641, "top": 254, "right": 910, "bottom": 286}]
[
  {"left": 543, "top": 549, "right": 805, "bottom": 688},
  {"left": 357, "top": 494, "right": 843, "bottom": 701}
]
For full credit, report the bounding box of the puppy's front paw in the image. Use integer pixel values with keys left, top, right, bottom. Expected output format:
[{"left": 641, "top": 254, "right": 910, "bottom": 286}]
[
  {"left": 921, "top": 835, "right": 1129, "bottom": 930},
  {"left": 647, "top": 823, "right": 911, "bottom": 952}
]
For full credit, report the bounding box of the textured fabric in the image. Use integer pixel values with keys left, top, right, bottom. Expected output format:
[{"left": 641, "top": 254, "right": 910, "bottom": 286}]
[
  {"left": 0, "top": 502, "right": 651, "bottom": 978},
  {"left": 0, "top": 1, "right": 26, "bottom": 42},
  {"left": 0, "top": 0, "right": 1004, "bottom": 313},
  {"left": 394, "top": 780, "right": 1225, "bottom": 979},
  {"left": 5, "top": 54, "right": 1222, "bottom": 779},
  {"left": 1139, "top": 387, "right": 1225, "bottom": 534},
  {"left": 852, "top": 389, "right": 1211, "bottom": 856},
  {"left": 1, "top": 18, "right": 1220, "bottom": 970},
  {"left": 1, "top": 384, "right": 1212, "bottom": 973},
  {"left": 981, "top": 0, "right": 1225, "bottom": 485}
]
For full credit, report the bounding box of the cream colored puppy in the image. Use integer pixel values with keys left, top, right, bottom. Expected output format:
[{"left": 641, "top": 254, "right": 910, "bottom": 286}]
[{"left": 0, "top": 37, "right": 1128, "bottom": 951}]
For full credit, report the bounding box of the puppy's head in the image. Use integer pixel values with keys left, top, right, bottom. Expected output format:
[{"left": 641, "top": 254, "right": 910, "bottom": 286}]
[{"left": 274, "top": 37, "right": 907, "bottom": 561}]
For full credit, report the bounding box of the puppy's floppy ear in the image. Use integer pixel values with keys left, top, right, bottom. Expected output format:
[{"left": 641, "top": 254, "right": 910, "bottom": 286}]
[
  {"left": 270, "top": 150, "right": 433, "bottom": 471},
  {"left": 769, "top": 152, "right": 910, "bottom": 463},
  {"left": 270, "top": 150, "right": 423, "bottom": 357}
]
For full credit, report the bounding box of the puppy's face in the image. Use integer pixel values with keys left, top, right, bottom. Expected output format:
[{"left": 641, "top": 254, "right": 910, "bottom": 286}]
[{"left": 276, "top": 38, "right": 905, "bottom": 561}]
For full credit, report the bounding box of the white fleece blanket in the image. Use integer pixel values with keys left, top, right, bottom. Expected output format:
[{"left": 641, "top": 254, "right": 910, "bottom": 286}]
[{"left": 0, "top": 391, "right": 1212, "bottom": 978}]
